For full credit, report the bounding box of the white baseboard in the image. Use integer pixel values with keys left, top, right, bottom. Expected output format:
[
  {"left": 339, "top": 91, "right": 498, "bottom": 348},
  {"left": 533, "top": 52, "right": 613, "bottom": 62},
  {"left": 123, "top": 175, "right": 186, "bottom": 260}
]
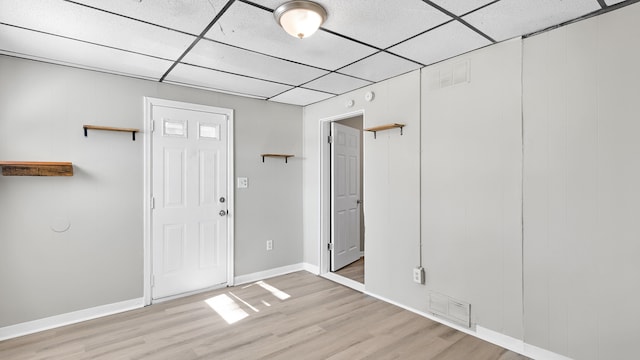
[
  {"left": 0, "top": 297, "right": 144, "bottom": 341},
  {"left": 234, "top": 263, "right": 307, "bottom": 285},
  {"left": 363, "top": 291, "right": 569, "bottom": 360},
  {"left": 321, "top": 272, "right": 365, "bottom": 293},
  {"left": 302, "top": 262, "right": 320, "bottom": 275}
]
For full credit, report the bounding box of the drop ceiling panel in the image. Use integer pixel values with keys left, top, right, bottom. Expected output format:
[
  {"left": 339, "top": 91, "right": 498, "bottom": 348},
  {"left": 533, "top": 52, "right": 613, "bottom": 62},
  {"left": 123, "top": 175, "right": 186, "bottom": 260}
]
[
  {"left": 304, "top": 73, "right": 372, "bottom": 94},
  {"left": 429, "top": 0, "right": 497, "bottom": 16},
  {"left": 605, "top": 0, "right": 627, "bottom": 4},
  {"left": 205, "top": 1, "right": 377, "bottom": 70},
  {"left": 463, "top": 0, "right": 601, "bottom": 42},
  {"left": 389, "top": 21, "right": 491, "bottom": 67},
  {"left": 0, "top": 25, "right": 172, "bottom": 80},
  {"left": 252, "top": 0, "right": 451, "bottom": 48},
  {"left": 165, "top": 64, "right": 292, "bottom": 99},
  {"left": 0, "top": 0, "right": 195, "bottom": 60},
  {"left": 269, "top": 88, "right": 334, "bottom": 106},
  {"left": 182, "top": 39, "right": 328, "bottom": 86},
  {"left": 71, "top": 0, "right": 227, "bottom": 35},
  {"left": 338, "top": 52, "right": 422, "bottom": 83}
]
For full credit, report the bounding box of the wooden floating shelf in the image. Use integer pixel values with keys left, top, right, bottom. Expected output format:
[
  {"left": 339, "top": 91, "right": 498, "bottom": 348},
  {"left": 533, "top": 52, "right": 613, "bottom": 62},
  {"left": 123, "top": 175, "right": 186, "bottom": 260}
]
[
  {"left": 261, "top": 154, "right": 294, "bottom": 163},
  {"left": 83, "top": 125, "right": 140, "bottom": 141},
  {"left": 0, "top": 161, "right": 74, "bottom": 176},
  {"left": 364, "top": 123, "right": 405, "bottom": 139}
]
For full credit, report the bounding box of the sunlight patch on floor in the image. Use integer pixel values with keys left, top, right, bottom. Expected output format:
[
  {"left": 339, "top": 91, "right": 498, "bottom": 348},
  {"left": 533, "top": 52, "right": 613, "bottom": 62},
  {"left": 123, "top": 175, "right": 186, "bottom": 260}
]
[
  {"left": 204, "top": 281, "right": 291, "bottom": 324},
  {"left": 205, "top": 294, "right": 249, "bottom": 324},
  {"left": 256, "top": 281, "right": 291, "bottom": 300}
]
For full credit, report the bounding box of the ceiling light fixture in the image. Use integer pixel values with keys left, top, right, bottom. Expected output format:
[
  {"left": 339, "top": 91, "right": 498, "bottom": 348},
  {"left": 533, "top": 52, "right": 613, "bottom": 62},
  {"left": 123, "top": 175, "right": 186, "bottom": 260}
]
[{"left": 274, "top": 1, "right": 327, "bottom": 39}]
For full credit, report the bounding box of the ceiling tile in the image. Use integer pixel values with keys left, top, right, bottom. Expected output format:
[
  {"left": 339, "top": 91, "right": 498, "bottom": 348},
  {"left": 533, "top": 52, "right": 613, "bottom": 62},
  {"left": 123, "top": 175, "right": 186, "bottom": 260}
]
[
  {"left": 253, "top": 0, "right": 451, "bottom": 48},
  {"left": 0, "top": 0, "right": 195, "bottom": 60},
  {"left": 463, "top": 0, "right": 601, "bottom": 42},
  {"left": 182, "top": 39, "right": 328, "bottom": 86},
  {"left": 71, "top": 0, "right": 227, "bottom": 35},
  {"left": 303, "top": 73, "right": 372, "bottom": 94},
  {"left": 205, "top": 1, "right": 377, "bottom": 70},
  {"left": 165, "top": 63, "right": 292, "bottom": 99},
  {"left": 605, "top": 0, "right": 626, "bottom": 4},
  {"left": 338, "top": 52, "right": 422, "bottom": 82},
  {"left": 269, "top": 88, "right": 334, "bottom": 106},
  {"left": 389, "top": 21, "right": 491, "bottom": 66},
  {"left": 0, "top": 25, "right": 173, "bottom": 80},
  {"left": 429, "top": 0, "right": 496, "bottom": 16}
]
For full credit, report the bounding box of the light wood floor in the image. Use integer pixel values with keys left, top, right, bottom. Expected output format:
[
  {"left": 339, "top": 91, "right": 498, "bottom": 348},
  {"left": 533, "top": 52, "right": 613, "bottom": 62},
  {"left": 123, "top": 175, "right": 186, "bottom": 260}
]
[
  {"left": 335, "top": 256, "right": 364, "bottom": 283},
  {"left": 0, "top": 272, "right": 530, "bottom": 360}
]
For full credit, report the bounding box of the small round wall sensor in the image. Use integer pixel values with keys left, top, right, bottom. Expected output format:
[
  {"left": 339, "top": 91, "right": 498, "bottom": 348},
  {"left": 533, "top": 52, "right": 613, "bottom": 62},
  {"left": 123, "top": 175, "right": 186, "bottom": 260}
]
[
  {"left": 365, "top": 91, "right": 375, "bottom": 102},
  {"left": 345, "top": 99, "right": 355, "bottom": 108}
]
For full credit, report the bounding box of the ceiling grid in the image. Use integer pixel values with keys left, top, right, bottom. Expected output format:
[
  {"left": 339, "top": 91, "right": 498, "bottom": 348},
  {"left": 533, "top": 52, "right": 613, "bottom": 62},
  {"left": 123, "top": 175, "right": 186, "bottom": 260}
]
[{"left": 0, "top": 0, "right": 630, "bottom": 105}]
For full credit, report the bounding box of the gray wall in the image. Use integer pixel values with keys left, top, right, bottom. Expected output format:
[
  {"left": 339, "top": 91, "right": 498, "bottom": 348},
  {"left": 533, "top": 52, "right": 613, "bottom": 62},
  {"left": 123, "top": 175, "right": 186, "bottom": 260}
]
[
  {"left": 0, "top": 55, "right": 303, "bottom": 327},
  {"left": 523, "top": 4, "right": 640, "bottom": 359}
]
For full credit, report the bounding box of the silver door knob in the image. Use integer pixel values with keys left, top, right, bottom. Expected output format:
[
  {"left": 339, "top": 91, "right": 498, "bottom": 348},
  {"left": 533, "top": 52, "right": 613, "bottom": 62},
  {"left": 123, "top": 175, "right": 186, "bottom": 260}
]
[{"left": 219, "top": 210, "right": 227, "bottom": 216}]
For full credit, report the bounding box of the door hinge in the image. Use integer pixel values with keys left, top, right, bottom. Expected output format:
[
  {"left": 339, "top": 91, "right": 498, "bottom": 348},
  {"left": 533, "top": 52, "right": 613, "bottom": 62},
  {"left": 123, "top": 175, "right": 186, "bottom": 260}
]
[
  {"left": 328, "top": 243, "right": 334, "bottom": 251},
  {"left": 328, "top": 135, "right": 333, "bottom": 144},
  {"left": 151, "top": 197, "right": 155, "bottom": 209},
  {"left": 150, "top": 120, "right": 155, "bottom": 132}
]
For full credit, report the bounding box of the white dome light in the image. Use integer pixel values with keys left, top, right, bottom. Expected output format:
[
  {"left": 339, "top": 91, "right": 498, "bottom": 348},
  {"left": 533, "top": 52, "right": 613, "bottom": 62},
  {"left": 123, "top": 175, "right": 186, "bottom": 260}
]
[{"left": 274, "top": 1, "right": 327, "bottom": 39}]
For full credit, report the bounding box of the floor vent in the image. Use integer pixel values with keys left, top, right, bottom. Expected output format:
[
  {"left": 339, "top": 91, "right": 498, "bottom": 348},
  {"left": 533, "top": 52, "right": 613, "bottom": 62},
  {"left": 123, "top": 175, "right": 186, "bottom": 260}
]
[{"left": 428, "top": 292, "right": 471, "bottom": 328}]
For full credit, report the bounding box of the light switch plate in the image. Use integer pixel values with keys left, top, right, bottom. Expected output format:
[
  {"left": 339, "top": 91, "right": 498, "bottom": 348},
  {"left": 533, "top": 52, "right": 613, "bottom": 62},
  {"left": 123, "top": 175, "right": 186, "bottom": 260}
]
[{"left": 237, "top": 177, "right": 248, "bottom": 188}]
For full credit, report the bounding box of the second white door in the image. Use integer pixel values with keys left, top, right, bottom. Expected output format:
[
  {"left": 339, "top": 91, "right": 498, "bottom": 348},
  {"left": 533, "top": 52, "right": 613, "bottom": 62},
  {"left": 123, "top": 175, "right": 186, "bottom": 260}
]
[
  {"left": 151, "top": 102, "right": 230, "bottom": 301},
  {"left": 331, "top": 122, "right": 361, "bottom": 271}
]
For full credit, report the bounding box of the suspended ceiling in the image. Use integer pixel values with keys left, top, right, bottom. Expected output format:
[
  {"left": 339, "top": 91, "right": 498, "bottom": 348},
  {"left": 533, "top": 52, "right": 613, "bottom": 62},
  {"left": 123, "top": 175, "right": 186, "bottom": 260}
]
[{"left": 0, "top": 0, "right": 635, "bottom": 106}]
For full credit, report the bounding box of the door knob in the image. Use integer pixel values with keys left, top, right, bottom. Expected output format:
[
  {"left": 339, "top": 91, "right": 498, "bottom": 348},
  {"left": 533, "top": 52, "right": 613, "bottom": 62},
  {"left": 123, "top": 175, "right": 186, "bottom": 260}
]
[{"left": 219, "top": 210, "right": 228, "bottom": 216}]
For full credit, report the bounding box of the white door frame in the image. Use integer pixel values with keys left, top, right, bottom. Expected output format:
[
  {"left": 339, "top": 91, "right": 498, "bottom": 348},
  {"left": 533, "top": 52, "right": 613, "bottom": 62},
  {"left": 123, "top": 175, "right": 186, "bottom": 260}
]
[
  {"left": 143, "top": 97, "right": 235, "bottom": 306},
  {"left": 318, "top": 110, "right": 364, "bottom": 287}
]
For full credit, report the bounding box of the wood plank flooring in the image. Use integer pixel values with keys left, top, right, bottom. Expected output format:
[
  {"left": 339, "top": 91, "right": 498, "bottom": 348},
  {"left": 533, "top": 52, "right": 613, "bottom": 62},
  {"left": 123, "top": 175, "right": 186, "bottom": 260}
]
[
  {"left": 0, "top": 271, "right": 530, "bottom": 360},
  {"left": 335, "top": 256, "right": 364, "bottom": 283}
]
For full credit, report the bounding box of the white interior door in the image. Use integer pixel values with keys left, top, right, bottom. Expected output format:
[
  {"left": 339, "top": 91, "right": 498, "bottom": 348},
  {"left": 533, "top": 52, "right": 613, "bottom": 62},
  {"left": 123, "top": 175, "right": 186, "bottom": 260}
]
[
  {"left": 331, "top": 122, "right": 361, "bottom": 271},
  {"left": 151, "top": 104, "right": 229, "bottom": 301}
]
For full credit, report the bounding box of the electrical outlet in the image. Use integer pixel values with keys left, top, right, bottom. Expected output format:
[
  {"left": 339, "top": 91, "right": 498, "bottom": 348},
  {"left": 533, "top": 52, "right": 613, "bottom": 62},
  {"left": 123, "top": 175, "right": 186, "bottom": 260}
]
[
  {"left": 413, "top": 266, "right": 425, "bottom": 284},
  {"left": 266, "top": 240, "right": 273, "bottom": 251}
]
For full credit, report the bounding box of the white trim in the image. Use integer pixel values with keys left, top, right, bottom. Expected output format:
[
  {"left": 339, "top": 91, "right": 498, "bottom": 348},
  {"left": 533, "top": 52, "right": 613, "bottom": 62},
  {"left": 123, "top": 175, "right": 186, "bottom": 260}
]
[
  {"left": 143, "top": 97, "right": 235, "bottom": 305},
  {"left": 151, "top": 283, "right": 228, "bottom": 304},
  {"left": 321, "top": 272, "right": 365, "bottom": 293},
  {"left": 522, "top": 343, "right": 574, "bottom": 360},
  {"left": 302, "top": 262, "right": 320, "bottom": 275},
  {"left": 226, "top": 110, "right": 235, "bottom": 287},
  {"left": 363, "top": 291, "right": 570, "bottom": 360},
  {"left": 143, "top": 97, "right": 152, "bottom": 306},
  {"left": 318, "top": 110, "right": 365, "bottom": 276},
  {"left": 234, "top": 263, "right": 307, "bottom": 285},
  {"left": 0, "top": 298, "right": 143, "bottom": 341}
]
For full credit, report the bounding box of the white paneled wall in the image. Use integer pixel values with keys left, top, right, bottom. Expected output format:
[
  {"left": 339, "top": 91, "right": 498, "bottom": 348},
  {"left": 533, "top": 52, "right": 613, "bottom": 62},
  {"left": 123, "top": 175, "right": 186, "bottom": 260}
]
[
  {"left": 421, "top": 38, "right": 523, "bottom": 339},
  {"left": 523, "top": 3, "right": 640, "bottom": 359}
]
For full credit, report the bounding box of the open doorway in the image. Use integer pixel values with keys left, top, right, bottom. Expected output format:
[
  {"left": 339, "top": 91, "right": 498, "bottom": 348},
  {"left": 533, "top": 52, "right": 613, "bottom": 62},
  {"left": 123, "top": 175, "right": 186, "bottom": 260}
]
[{"left": 318, "top": 112, "right": 365, "bottom": 291}]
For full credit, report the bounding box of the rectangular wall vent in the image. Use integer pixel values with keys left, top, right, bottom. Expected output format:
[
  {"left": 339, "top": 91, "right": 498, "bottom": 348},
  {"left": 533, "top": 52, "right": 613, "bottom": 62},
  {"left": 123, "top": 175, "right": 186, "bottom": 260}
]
[
  {"left": 428, "top": 292, "right": 471, "bottom": 328},
  {"left": 427, "top": 60, "right": 471, "bottom": 91}
]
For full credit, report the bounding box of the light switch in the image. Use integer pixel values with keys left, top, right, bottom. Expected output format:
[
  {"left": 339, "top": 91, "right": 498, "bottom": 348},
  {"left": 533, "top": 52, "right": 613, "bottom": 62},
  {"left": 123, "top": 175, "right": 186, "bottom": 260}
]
[{"left": 237, "top": 177, "right": 248, "bottom": 189}]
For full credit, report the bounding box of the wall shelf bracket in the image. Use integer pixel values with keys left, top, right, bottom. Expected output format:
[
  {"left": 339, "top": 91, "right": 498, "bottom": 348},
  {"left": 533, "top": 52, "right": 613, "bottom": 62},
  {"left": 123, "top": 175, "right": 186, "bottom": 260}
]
[
  {"left": 261, "top": 154, "right": 294, "bottom": 163},
  {"left": 83, "top": 125, "right": 139, "bottom": 141},
  {"left": 364, "top": 123, "right": 405, "bottom": 139}
]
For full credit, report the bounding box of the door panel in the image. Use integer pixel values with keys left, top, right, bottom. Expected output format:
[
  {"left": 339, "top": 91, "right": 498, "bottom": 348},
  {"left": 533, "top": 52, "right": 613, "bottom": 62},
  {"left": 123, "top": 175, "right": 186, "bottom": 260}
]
[
  {"left": 331, "top": 122, "right": 361, "bottom": 271},
  {"left": 152, "top": 104, "right": 228, "bottom": 301}
]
